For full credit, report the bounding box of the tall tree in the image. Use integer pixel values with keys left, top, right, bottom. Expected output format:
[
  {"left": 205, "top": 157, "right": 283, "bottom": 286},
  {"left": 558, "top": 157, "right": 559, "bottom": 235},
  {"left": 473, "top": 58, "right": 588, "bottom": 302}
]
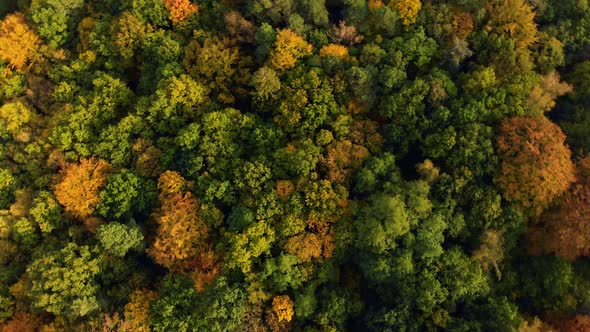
[
  {"left": 53, "top": 158, "right": 113, "bottom": 219},
  {"left": 26, "top": 243, "right": 100, "bottom": 317},
  {"left": 270, "top": 28, "right": 312, "bottom": 71},
  {"left": 0, "top": 13, "right": 40, "bottom": 70},
  {"left": 495, "top": 117, "right": 575, "bottom": 216},
  {"left": 485, "top": 0, "right": 539, "bottom": 48}
]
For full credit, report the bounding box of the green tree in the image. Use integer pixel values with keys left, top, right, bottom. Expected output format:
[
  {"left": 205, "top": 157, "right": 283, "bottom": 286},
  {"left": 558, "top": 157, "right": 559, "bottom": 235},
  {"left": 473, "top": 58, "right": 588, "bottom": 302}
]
[
  {"left": 96, "top": 221, "right": 144, "bottom": 257},
  {"left": 26, "top": 243, "right": 100, "bottom": 317},
  {"left": 30, "top": 0, "right": 85, "bottom": 47}
]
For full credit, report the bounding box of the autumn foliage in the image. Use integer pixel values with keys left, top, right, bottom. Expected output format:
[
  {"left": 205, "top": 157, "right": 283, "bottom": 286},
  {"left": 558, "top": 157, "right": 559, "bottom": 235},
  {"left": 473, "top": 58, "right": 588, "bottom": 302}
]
[
  {"left": 270, "top": 29, "right": 313, "bottom": 71},
  {"left": 527, "top": 157, "right": 590, "bottom": 261},
  {"left": 53, "top": 158, "right": 113, "bottom": 219},
  {"left": 124, "top": 289, "right": 158, "bottom": 332},
  {"left": 164, "top": 0, "right": 198, "bottom": 24},
  {"left": 495, "top": 117, "right": 575, "bottom": 216},
  {"left": 0, "top": 13, "right": 40, "bottom": 70},
  {"left": 148, "top": 191, "right": 209, "bottom": 270},
  {"left": 272, "top": 295, "right": 294, "bottom": 323},
  {"left": 553, "top": 315, "right": 590, "bottom": 332},
  {"left": 389, "top": 0, "right": 422, "bottom": 25},
  {"left": 319, "top": 44, "right": 349, "bottom": 58},
  {"left": 148, "top": 171, "right": 219, "bottom": 290},
  {"left": 486, "top": 0, "right": 539, "bottom": 48}
]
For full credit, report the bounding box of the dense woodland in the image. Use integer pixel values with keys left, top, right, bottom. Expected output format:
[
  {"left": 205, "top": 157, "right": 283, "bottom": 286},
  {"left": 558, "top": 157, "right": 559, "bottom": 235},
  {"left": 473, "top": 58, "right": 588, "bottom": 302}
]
[{"left": 1, "top": 0, "right": 590, "bottom": 330}]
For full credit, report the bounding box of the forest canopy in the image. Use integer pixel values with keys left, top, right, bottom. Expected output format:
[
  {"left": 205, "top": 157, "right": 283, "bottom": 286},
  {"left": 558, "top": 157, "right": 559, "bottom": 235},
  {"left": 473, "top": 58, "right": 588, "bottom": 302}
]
[{"left": 1, "top": 0, "right": 590, "bottom": 331}]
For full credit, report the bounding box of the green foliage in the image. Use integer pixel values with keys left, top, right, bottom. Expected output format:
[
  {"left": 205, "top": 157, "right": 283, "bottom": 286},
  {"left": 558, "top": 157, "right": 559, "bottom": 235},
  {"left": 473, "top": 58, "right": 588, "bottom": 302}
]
[
  {"left": 97, "top": 170, "right": 155, "bottom": 220},
  {"left": 96, "top": 222, "right": 144, "bottom": 257},
  {"left": 26, "top": 243, "right": 100, "bottom": 317},
  {"left": 0, "top": 0, "right": 588, "bottom": 329},
  {"left": 30, "top": 0, "right": 84, "bottom": 47},
  {"left": 150, "top": 275, "right": 246, "bottom": 332},
  {"left": 29, "top": 191, "right": 62, "bottom": 233}
]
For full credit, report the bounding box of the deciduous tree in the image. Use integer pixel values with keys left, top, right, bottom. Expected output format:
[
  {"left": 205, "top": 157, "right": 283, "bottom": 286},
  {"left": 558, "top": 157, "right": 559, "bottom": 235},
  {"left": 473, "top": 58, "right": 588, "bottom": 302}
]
[
  {"left": 53, "top": 158, "right": 113, "bottom": 219},
  {"left": 163, "top": 0, "right": 198, "bottom": 24},
  {"left": 26, "top": 243, "right": 100, "bottom": 317},
  {"left": 389, "top": 0, "right": 422, "bottom": 25},
  {"left": 495, "top": 117, "right": 575, "bottom": 216},
  {"left": 0, "top": 13, "right": 40, "bottom": 70},
  {"left": 272, "top": 295, "right": 294, "bottom": 322},
  {"left": 485, "top": 0, "right": 538, "bottom": 48},
  {"left": 270, "top": 28, "right": 312, "bottom": 71}
]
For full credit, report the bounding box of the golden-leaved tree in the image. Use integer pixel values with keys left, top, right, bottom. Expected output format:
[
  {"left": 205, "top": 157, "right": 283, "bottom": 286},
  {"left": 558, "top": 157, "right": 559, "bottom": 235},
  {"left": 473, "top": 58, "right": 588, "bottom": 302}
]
[
  {"left": 486, "top": 0, "right": 538, "bottom": 48},
  {"left": 0, "top": 13, "right": 40, "bottom": 70},
  {"left": 270, "top": 28, "right": 313, "bottom": 71},
  {"left": 495, "top": 117, "right": 575, "bottom": 216},
  {"left": 164, "top": 0, "right": 198, "bottom": 24},
  {"left": 389, "top": 0, "right": 422, "bottom": 25},
  {"left": 53, "top": 158, "right": 113, "bottom": 219}
]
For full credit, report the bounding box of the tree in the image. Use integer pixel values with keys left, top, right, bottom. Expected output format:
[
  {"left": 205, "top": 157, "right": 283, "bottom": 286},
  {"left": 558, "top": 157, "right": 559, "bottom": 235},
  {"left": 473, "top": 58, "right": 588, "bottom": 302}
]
[
  {"left": 485, "top": 0, "right": 539, "bottom": 48},
  {"left": 0, "top": 312, "right": 41, "bottom": 332},
  {"left": 0, "top": 13, "right": 40, "bottom": 70},
  {"left": 251, "top": 66, "right": 281, "bottom": 100},
  {"left": 389, "top": 0, "right": 422, "bottom": 25},
  {"left": 526, "top": 72, "right": 573, "bottom": 115},
  {"left": 150, "top": 275, "right": 246, "bottom": 332},
  {"left": 473, "top": 229, "right": 504, "bottom": 279},
  {"left": 495, "top": 117, "right": 575, "bottom": 216},
  {"left": 0, "top": 102, "right": 35, "bottom": 138},
  {"left": 224, "top": 11, "right": 256, "bottom": 43},
  {"left": 182, "top": 32, "right": 246, "bottom": 104},
  {"left": 121, "top": 0, "right": 169, "bottom": 27},
  {"left": 124, "top": 289, "right": 158, "bottom": 332},
  {"left": 330, "top": 20, "right": 364, "bottom": 45},
  {"left": 163, "top": 0, "right": 198, "bottom": 24},
  {"left": 270, "top": 28, "right": 313, "bottom": 71},
  {"left": 527, "top": 166, "right": 590, "bottom": 261},
  {"left": 53, "top": 158, "right": 113, "bottom": 219},
  {"left": 26, "top": 243, "right": 100, "bottom": 317},
  {"left": 29, "top": 191, "right": 62, "bottom": 233},
  {"left": 557, "top": 315, "right": 590, "bottom": 332},
  {"left": 272, "top": 295, "right": 294, "bottom": 322},
  {"left": 319, "top": 44, "right": 349, "bottom": 58},
  {"left": 96, "top": 222, "right": 144, "bottom": 257},
  {"left": 96, "top": 169, "right": 155, "bottom": 220},
  {"left": 147, "top": 171, "right": 217, "bottom": 286},
  {"left": 30, "top": 0, "right": 85, "bottom": 47}
]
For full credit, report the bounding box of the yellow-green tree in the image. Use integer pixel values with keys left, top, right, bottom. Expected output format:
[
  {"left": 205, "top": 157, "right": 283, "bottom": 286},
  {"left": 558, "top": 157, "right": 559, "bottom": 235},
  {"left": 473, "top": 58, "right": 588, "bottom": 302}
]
[{"left": 486, "top": 0, "right": 538, "bottom": 48}]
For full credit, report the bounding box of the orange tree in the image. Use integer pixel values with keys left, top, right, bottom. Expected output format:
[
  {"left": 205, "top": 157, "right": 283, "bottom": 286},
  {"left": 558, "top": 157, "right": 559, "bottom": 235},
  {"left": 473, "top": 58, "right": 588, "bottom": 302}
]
[
  {"left": 495, "top": 117, "right": 575, "bottom": 217},
  {"left": 53, "top": 158, "right": 113, "bottom": 219}
]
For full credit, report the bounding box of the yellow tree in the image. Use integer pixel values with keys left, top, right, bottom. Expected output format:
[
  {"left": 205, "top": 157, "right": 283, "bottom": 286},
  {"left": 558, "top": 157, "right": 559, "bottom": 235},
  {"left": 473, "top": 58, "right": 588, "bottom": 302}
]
[
  {"left": 124, "top": 289, "right": 158, "bottom": 332},
  {"left": 0, "top": 13, "right": 40, "bottom": 70},
  {"left": 389, "top": 0, "right": 422, "bottom": 25},
  {"left": 486, "top": 0, "right": 538, "bottom": 48},
  {"left": 53, "top": 158, "right": 113, "bottom": 219},
  {"left": 319, "top": 44, "right": 349, "bottom": 58},
  {"left": 164, "top": 0, "right": 198, "bottom": 24},
  {"left": 272, "top": 295, "right": 294, "bottom": 323},
  {"left": 270, "top": 28, "right": 312, "bottom": 71}
]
